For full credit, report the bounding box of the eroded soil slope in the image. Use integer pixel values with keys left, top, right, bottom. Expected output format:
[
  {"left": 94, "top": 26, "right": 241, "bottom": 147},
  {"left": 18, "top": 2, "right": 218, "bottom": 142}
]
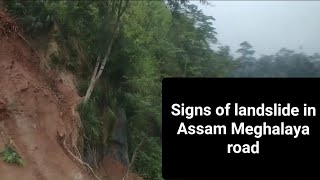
[{"left": 0, "top": 14, "right": 90, "bottom": 180}]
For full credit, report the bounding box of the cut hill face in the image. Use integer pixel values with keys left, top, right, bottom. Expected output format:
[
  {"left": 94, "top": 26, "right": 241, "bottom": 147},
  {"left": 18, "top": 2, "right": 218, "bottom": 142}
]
[
  {"left": 0, "top": 11, "right": 90, "bottom": 180},
  {"left": 0, "top": 10, "right": 145, "bottom": 180}
]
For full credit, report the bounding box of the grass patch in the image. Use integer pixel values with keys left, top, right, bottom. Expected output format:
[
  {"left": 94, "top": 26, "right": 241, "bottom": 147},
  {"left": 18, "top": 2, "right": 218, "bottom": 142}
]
[{"left": 0, "top": 145, "right": 25, "bottom": 166}]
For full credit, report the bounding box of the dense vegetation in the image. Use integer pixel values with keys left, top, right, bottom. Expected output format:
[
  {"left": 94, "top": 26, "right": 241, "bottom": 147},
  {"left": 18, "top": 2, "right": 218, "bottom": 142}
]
[
  {"left": 4, "top": 0, "right": 320, "bottom": 179},
  {"left": 231, "top": 41, "right": 320, "bottom": 77}
]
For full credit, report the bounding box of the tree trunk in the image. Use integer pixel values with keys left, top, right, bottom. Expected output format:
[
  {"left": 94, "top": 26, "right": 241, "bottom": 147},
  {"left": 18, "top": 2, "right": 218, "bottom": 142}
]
[
  {"left": 83, "top": 78, "right": 97, "bottom": 104},
  {"left": 83, "top": 19, "right": 120, "bottom": 104},
  {"left": 83, "top": 0, "right": 129, "bottom": 104},
  {"left": 83, "top": 57, "right": 100, "bottom": 104}
]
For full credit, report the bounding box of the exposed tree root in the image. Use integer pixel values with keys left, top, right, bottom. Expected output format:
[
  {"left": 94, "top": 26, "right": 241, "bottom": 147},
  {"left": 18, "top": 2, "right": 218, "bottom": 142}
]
[
  {"left": 0, "top": 11, "right": 40, "bottom": 59},
  {"left": 57, "top": 132, "right": 102, "bottom": 180},
  {"left": 0, "top": 11, "right": 18, "bottom": 38},
  {"left": 123, "top": 138, "right": 145, "bottom": 180},
  {"left": 17, "top": 32, "right": 41, "bottom": 59}
]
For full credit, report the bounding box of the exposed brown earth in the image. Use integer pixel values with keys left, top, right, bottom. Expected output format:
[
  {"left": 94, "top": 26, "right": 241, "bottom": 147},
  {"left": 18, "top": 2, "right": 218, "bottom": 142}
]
[{"left": 0, "top": 10, "right": 144, "bottom": 180}]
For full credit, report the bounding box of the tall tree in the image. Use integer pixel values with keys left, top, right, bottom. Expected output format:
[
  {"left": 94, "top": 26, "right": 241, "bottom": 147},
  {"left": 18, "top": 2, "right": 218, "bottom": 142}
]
[
  {"left": 236, "top": 41, "right": 255, "bottom": 61},
  {"left": 83, "top": 0, "right": 129, "bottom": 104}
]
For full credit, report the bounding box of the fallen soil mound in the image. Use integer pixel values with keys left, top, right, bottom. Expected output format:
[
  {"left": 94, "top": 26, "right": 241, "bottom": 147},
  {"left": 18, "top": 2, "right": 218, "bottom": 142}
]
[{"left": 98, "top": 156, "right": 143, "bottom": 180}]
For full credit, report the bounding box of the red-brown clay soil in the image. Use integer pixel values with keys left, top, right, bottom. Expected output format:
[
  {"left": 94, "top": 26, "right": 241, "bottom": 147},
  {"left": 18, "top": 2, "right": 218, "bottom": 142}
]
[
  {"left": 0, "top": 10, "right": 145, "bottom": 180},
  {"left": 98, "top": 156, "right": 143, "bottom": 180},
  {"left": 0, "top": 12, "right": 91, "bottom": 180}
]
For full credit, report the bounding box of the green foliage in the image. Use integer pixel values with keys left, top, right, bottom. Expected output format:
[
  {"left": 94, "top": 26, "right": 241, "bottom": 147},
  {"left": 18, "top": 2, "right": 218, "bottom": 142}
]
[
  {"left": 232, "top": 47, "right": 320, "bottom": 77},
  {"left": 77, "top": 81, "right": 121, "bottom": 166},
  {"left": 49, "top": 53, "right": 60, "bottom": 68},
  {"left": 129, "top": 129, "right": 162, "bottom": 180},
  {"left": 6, "top": 0, "right": 320, "bottom": 178},
  {"left": 133, "top": 140, "right": 162, "bottom": 180},
  {"left": 5, "top": 0, "right": 55, "bottom": 35},
  {"left": 236, "top": 41, "right": 256, "bottom": 61},
  {"left": 0, "top": 145, "right": 25, "bottom": 166},
  {"left": 6, "top": 0, "right": 234, "bottom": 178},
  {"left": 76, "top": 80, "right": 89, "bottom": 97},
  {"left": 78, "top": 101, "right": 103, "bottom": 141}
]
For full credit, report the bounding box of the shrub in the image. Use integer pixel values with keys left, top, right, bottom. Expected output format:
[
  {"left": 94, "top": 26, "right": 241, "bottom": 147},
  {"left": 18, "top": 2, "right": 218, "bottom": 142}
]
[
  {"left": 5, "top": 0, "right": 55, "bottom": 35},
  {"left": 0, "top": 145, "right": 25, "bottom": 166}
]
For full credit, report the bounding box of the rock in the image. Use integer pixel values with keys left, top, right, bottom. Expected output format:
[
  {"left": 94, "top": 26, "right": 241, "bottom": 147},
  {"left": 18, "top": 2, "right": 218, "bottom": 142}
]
[
  {"left": 20, "top": 85, "right": 28, "bottom": 92},
  {"left": 106, "top": 108, "right": 129, "bottom": 166}
]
